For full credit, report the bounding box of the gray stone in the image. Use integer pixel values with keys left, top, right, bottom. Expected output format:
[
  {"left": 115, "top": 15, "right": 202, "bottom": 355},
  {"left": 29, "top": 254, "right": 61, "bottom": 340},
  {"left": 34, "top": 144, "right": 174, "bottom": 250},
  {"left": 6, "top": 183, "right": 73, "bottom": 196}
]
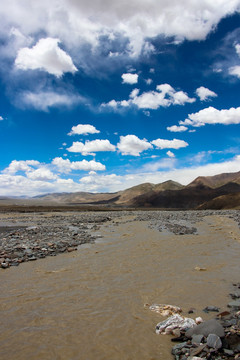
[
  {"left": 203, "top": 305, "right": 219, "bottom": 313},
  {"left": 228, "top": 300, "right": 240, "bottom": 309},
  {"left": 191, "top": 334, "right": 204, "bottom": 344},
  {"left": 206, "top": 334, "right": 222, "bottom": 349},
  {"left": 28, "top": 256, "right": 37, "bottom": 261},
  {"left": 189, "top": 344, "right": 206, "bottom": 357},
  {"left": 1, "top": 262, "right": 9, "bottom": 269},
  {"left": 223, "top": 349, "right": 234, "bottom": 355},
  {"left": 186, "top": 319, "right": 225, "bottom": 338},
  {"left": 172, "top": 342, "right": 188, "bottom": 355}
]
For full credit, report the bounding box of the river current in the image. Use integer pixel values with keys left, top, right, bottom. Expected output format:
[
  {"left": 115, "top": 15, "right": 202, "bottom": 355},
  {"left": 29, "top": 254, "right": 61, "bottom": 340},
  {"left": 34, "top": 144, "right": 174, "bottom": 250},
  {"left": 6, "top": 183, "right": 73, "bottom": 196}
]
[{"left": 1, "top": 213, "right": 240, "bottom": 360}]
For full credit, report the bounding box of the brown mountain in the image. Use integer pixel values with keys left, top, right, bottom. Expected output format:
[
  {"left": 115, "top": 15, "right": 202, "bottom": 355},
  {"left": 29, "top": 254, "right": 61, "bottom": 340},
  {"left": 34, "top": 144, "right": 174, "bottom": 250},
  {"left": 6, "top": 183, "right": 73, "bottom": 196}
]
[
  {"left": 131, "top": 181, "right": 240, "bottom": 209},
  {"left": 33, "top": 181, "right": 184, "bottom": 206},
  {"left": 198, "top": 192, "right": 240, "bottom": 210},
  {"left": 23, "top": 170, "right": 240, "bottom": 209},
  {"left": 187, "top": 171, "right": 240, "bottom": 188}
]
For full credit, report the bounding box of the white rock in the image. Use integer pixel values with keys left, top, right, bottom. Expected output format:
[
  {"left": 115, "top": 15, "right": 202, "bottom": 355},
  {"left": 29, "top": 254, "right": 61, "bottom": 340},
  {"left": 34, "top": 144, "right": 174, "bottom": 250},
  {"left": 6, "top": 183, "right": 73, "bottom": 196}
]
[{"left": 156, "top": 314, "right": 196, "bottom": 335}]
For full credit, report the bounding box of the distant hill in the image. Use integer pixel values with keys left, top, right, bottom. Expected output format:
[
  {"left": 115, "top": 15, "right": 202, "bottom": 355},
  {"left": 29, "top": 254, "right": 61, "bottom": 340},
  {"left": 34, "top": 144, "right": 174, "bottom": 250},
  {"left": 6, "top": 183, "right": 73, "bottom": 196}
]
[
  {"left": 198, "top": 192, "right": 240, "bottom": 210},
  {"left": 2, "top": 170, "right": 240, "bottom": 210},
  {"left": 187, "top": 171, "right": 240, "bottom": 188},
  {"left": 131, "top": 181, "right": 240, "bottom": 209}
]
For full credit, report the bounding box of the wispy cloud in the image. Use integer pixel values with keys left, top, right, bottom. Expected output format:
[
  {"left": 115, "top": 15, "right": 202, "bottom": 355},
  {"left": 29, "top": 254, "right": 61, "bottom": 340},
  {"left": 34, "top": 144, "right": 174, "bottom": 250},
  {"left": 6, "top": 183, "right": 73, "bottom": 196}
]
[{"left": 17, "top": 91, "right": 86, "bottom": 111}]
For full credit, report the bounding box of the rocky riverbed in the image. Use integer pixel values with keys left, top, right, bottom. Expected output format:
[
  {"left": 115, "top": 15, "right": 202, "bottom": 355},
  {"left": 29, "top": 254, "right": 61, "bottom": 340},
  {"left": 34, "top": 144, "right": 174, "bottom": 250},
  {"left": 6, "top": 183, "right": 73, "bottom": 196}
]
[
  {"left": 0, "top": 209, "right": 240, "bottom": 269},
  {"left": 0, "top": 212, "right": 113, "bottom": 268},
  {"left": 168, "top": 283, "right": 240, "bottom": 360}
]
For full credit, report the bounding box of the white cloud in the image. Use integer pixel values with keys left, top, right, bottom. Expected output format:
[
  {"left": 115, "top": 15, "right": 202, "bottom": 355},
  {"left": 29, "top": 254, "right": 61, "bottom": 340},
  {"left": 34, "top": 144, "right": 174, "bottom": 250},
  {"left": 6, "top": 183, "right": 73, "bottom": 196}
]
[
  {"left": 130, "top": 88, "right": 140, "bottom": 98},
  {"left": 167, "top": 125, "right": 188, "bottom": 132},
  {"left": 67, "top": 139, "right": 116, "bottom": 155},
  {"left": 19, "top": 91, "right": 84, "bottom": 111},
  {"left": 1, "top": 155, "right": 240, "bottom": 196},
  {"left": 79, "top": 173, "right": 121, "bottom": 191},
  {"left": 167, "top": 151, "right": 175, "bottom": 158},
  {"left": 27, "top": 168, "right": 57, "bottom": 181},
  {"left": 180, "top": 106, "right": 240, "bottom": 127},
  {"left": 117, "top": 135, "right": 153, "bottom": 156},
  {"left": 122, "top": 73, "right": 138, "bottom": 84},
  {"left": 229, "top": 65, "right": 240, "bottom": 78},
  {"left": 235, "top": 43, "right": 240, "bottom": 57},
  {"left": 102, "top": 100, "right": 118, "bottom": 109},
  {"left": 52, "top": 157, "right": 106, "bottom": 173},
  {"left": 1, "top": 0, "right": 239, "bottom": 60},
  {"left": 102, "top": 84, "right": 195, "bottom": 110},
  {"left": 145, "top": 78, "right": 153, "bottom": 85},
  {"left": 0, "top": 116, "right": 3, "bottom": 121},
  {"left": 3, "top": 160, "right": 40, "bottom": 174},
  {"left": 228, "top": 43, "right": 240, "bottom": 78},
  {"left": 68, "top": 124, "right": 100, "bottom": 136},
  {"left": 152, "top": 138, "right": 189, "bottom": 150},
  {"left": 15, "top": 38, "right": 77, "bottom": 77},
  {"left": 196, "top": 86, "right": 217, "bottom": 101}
]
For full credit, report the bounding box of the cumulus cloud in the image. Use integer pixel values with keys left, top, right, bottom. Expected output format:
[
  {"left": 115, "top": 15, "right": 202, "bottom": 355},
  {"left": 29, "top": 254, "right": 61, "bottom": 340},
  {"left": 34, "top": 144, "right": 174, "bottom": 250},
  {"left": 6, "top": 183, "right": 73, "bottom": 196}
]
[
  {"left": 196, "top": 86, "right": 217, "bottom": 101},
  {"left": 67, "top": 139, "right": 116, "bottom": 155},
  {"left": 152, "top": 138, "right": 189, "bottom": 149},
  {"left": 0, "top": 116, "right": 3, "bottom": 121},
  {"left": 102, "top": 83, "right": 195, "bottom": 110},
  {"left": 18, "top": 91, "right": 85, "bottom": 111},
  {"left": 27, "top": 168, "right": 57, "bottom": 181},
  {"left": 117, "top": 135, "right": 153, "bottom": 156},
  {"left": 1, "top": 0, "right": 239, "bottom": 60},
  {"left": 180, "top": 106, "right": 240, "bottom": 127},
  {"left": 68, "top": 124, "right": 100, "bottom": 136},
  {"left": 1, "top": 154, "right": 240, "bottom": 196},
  {"left": 121, "top": 73, "right": 138, "bottom": 84},
  {"left": 167, "top": 125, "right": 188, "bottom": 132},
  {"left": 3, "top": 160, "right": 40, "bottom": 174},
  {"left": 15, "top": 38, "right": 77, "bottom": 77},
  {"left": 52, "top": 157, "right": 106, "bottom": 172}
]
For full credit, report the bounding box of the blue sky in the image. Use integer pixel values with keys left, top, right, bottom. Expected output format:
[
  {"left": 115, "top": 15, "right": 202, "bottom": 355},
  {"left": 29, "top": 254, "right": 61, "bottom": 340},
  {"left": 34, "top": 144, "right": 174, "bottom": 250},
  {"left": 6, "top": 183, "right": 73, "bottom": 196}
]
[{"left": 1, "top": 0, "right": 240, "bottom": 196}]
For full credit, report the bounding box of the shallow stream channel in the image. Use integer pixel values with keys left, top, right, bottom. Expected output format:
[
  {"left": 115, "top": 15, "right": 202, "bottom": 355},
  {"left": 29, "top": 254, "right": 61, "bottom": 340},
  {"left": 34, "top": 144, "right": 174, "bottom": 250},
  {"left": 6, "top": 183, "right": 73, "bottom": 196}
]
[{"left": 1, "top": 210, "right": 240, "bottom": 360}]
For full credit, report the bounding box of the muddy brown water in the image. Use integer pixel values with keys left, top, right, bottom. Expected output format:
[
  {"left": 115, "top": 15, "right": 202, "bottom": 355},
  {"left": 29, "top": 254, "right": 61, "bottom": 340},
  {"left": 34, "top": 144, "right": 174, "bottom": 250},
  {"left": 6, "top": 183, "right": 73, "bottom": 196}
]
[{"left": 1, "top": 213, "right": 240, "bottom": 360}]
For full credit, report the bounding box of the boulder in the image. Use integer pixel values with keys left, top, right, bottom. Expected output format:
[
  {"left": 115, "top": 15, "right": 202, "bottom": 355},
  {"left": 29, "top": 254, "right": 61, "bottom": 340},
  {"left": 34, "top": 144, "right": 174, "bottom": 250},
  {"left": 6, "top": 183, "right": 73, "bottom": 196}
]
[
  {"left": 185, "top": 319, "right": 224, "bottom": 338},
  {"left": 206, "top": 333, "right": 222, "bottom": 349}
]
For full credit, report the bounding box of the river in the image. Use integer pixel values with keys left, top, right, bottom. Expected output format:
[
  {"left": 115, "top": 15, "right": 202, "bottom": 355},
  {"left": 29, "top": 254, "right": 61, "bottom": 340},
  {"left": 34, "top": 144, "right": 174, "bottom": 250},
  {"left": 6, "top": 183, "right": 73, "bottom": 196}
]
[{"left": 1, "top": 212, "right": 240, "bottom": 359}]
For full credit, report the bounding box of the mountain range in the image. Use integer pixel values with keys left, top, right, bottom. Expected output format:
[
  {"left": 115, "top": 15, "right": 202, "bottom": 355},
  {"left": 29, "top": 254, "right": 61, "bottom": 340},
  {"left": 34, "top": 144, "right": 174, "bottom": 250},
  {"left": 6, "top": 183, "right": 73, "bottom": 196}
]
[
  {"left": 30, "top": 170, "right": 240, "bottom": 210},
  {"left": 1, "top": 170, "right": 240, "bottom": 210}
]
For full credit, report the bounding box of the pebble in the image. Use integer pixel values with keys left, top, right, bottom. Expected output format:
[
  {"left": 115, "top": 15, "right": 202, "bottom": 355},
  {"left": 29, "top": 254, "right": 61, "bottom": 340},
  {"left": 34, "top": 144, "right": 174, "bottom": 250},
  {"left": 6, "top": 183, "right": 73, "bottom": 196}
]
[
  {"left": 0, "top": 212, "right": 113, "bottom": 269},
  {"left": 203, "top": 306, "right": 220, "bottom": 313}
]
